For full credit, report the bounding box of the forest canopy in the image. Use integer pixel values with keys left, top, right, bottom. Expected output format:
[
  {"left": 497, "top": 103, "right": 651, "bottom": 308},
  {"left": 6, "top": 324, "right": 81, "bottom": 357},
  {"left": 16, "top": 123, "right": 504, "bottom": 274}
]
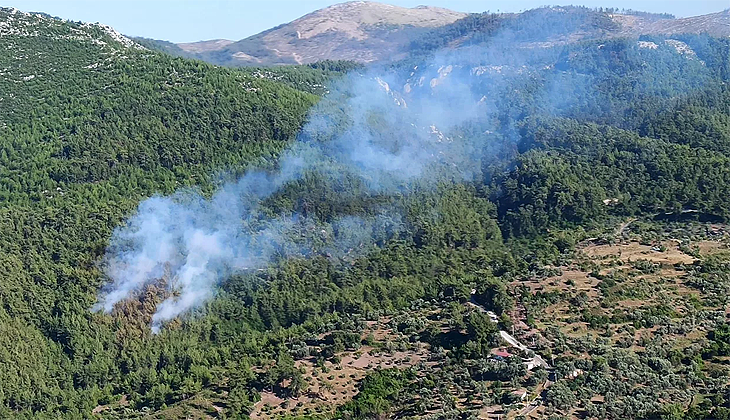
[{"left": 0, "top": 5, "right": 729, "bottom": 419}]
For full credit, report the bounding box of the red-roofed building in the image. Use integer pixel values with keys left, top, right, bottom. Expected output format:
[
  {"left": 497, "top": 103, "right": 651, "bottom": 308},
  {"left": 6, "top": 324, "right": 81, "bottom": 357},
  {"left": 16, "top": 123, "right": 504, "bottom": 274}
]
[{"left": 491, "top": 348, "right": 513, "bottom": 359}]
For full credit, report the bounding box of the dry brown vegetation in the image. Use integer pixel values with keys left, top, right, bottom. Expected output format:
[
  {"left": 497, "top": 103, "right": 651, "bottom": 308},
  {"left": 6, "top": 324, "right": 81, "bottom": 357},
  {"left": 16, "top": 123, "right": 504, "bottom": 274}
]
[
  {"left": 250, "top": 323, "right": 430, "bottom": 419},
  {"left": 526, "top": 238, "right": 724, "bottom": 341},
  {"left": 501, "top": 229, "right": 730, "bottom": 419}
]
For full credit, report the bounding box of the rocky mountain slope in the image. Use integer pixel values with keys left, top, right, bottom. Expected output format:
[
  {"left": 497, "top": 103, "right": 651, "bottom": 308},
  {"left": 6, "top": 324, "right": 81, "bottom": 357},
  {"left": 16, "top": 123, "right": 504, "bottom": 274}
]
[
  {"left": 404, "top": 6, "right": 730, "bottom": 58},
  {"left": 615, "top": 8, "right": 730, "bottom": 37},
  {"left": 178, "top": 1, "right": 467, "bottom": 66},
  {"left": 164, "top": 3, "right": 729, "bottom": 67},
  {"left": 178, "top": 38, "right": 233, "bottom": 53}
]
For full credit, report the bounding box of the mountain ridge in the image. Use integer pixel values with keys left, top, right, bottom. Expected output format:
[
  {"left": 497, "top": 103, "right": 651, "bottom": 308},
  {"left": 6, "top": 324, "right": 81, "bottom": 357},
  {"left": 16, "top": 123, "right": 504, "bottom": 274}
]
[
  {"left": 164, "top": 3, "right": 730, "bottom": 67},
  {"left": 615, "top": 8, "right": 730, "bottom": 36},
  {"left": 176, "top": 1, "right": 468, "bottom": 65}
]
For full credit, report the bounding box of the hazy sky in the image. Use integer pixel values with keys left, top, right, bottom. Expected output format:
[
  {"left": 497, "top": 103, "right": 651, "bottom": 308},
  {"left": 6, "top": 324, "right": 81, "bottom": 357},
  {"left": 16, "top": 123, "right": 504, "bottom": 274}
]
[{"left": 5, "top": 0, "right": 728, "bottom": 43}]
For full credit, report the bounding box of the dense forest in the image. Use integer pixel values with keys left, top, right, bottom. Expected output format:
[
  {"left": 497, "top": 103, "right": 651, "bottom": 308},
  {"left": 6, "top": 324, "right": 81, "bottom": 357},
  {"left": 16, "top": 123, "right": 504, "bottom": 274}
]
[{"left": 1, "top": 5, "right": 730, "bottom": 420}]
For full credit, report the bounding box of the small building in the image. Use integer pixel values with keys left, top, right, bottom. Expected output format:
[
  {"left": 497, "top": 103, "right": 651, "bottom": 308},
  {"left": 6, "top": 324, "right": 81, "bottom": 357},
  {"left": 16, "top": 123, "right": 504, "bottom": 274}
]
[
  {"left": 523, "top": 357, "right": 538, "bottom": 371},
  {"left": 511, "top": 389, "right": 528, "bottom": 401},
  {"left": 565, "top": 369, "right": 583, "bottom": 379},
  {"left": 485, "top": 310, "right": 499, "bottom": 323},
  {"left": 491, "top": 348, "right": 513, "bottom": 360},
  {"left": 590, "top": 395, "right": 605, "bottom": 405}
]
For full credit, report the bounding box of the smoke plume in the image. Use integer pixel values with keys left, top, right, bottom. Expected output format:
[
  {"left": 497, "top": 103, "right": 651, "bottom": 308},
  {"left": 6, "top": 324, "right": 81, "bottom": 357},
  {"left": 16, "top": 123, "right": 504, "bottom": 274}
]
[
  {"left": 95, "top": 8, "right": 711, "bottom": 331},
  {"left": 95, "top": 64, "right": 485, "bottom": 331}
]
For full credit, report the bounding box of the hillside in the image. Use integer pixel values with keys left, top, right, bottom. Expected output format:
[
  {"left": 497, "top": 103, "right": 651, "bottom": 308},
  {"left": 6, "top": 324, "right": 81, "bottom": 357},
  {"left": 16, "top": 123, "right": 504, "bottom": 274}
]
[
  {"left": 615, "top": 8, "right": 730, "bottom": 37},
  {"left": 178, "top": 38, "right": 234, "bottom": 53},
  {"left": 176, "top": 1, "right": 467, "bottom": 66},
  {"left": 406, "top": 6, "right": 730, "bottom": 58},
  {"left": 164, "top": 4, "right": 730, "bottom": 67},
  {"left": 0, "top": 6, "right": 322, "bottom": 417},
  {"left": 2, "top": 3, "right": 730, "bottom": 420}
]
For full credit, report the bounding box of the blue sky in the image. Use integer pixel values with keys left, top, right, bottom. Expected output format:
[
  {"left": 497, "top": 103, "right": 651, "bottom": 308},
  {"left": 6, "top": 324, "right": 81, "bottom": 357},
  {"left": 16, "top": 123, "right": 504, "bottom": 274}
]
[{"left": 4, "top": 0, "right": 728, "bottom": 43}]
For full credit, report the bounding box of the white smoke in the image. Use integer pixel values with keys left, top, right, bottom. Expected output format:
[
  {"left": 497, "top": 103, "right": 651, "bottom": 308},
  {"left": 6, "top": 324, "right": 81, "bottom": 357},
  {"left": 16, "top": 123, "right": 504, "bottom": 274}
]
[
  {"left": 96, "top": 9, "right": 710, "bottom": 331},
  {"left": 95, "top": 69, "right": 481, "bottom": 331}
]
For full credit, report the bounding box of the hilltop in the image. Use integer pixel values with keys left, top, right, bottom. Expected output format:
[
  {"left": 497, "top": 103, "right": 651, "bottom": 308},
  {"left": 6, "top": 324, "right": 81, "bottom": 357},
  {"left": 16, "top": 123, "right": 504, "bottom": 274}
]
[
  {"left": 404, "top": 6, "right": 730, "bottom": 58},
  {"left": 160, "top": 3, "right": 729, "bottom": 67},
  {"left": 176, "top": 1, "right": 467, "bottom": 65},
  {"left": 616, "top": 8, "right": 730, "bottom": 37}
]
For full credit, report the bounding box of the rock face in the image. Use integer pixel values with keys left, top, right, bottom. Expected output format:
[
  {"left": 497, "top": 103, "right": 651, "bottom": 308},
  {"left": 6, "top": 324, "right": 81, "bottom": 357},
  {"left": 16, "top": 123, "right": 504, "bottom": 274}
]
[
  {"left": 0, "top": 7, "right": 143, "bottom": 50},
  {"left": 0, "top": 6, "right": 144, "bottom": 87},
  {"left": 179, "top": 1, "right": 467, "bottom": 66},
  {"left": 177, "top": 39, "right": 234, "bottom": 53},
  {"left": 167, "top": 3, "right": 729, "bottom": 67},
  {"left": 614, "top": 9, "right": 730, "bottom": 37}
]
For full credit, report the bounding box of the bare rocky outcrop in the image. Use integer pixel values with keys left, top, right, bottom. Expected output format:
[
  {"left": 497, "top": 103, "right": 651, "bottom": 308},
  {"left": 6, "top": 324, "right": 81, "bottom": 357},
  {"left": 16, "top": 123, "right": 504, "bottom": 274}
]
[
  {"left": 170, "top": 3, "right": 729, "bottom": 67},
  {"left": 613, "top": 9, "right": 730, "bottom": 37},
  {"left": 179, "top": 1, "right": 467, "bottom": 66}
]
